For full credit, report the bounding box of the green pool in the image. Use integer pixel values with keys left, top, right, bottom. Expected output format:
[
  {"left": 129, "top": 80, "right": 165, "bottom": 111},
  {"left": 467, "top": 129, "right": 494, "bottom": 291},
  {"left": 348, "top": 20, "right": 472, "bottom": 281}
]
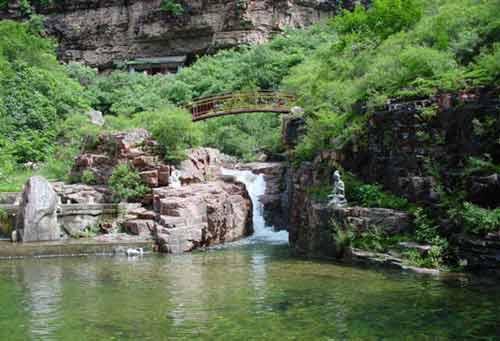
[{"left": 0, "top": 242, "right": 498, "bottom": 340}]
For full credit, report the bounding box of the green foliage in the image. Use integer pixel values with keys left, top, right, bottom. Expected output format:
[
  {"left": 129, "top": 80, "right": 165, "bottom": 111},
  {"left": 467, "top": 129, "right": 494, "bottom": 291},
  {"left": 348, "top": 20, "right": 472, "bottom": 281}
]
[
  {"left": 0, "top": 20, "right": 90, "bottom": 183},
  {"left": 160, "top": 0, "right": 184, "bottom": 15},
  {"left": 135, "top": 107, "right": 202, "bottom": 162},
  {"left": 344, "top": 174, "right": 411, "bottom": 210},
  {"left": 449, "top": 202, "right": 500, "bottom": 236},
  {"left": 76, "top": 224, "right": 101, "bottom": 239},
  {"left": 333, "top": 0, "right": 423, "bottom": 40},
  {"left": 306, "top": 185, "right": 331, "bottom": 203},
  {"left": 294, "top": 112, "right": 364, "bottom": 162},
  {"left": 464, "top": 155, "right": 500, "bottom": 176},
  {"left": 403, "top": 243, "right": 447, "bottom": 269},
  {"left": 0, "top": 207, "right": 12, "bottom": 237},
  {"left": 81, "top": 71, "right": 170, "bottom": 116},
  {"left": 413, "top": 208, "right": 439, "bottom": 243},
  {"left": 407, "top": 207, "right": 449, "bottom": 268},
  {"left": 108, "top": 164, "right": 149, "bottom": 203},
  {"left": 81, "top": 170, "right": 97, "bottom": 185},
  {"left": 331, "top": 219, "right": 354, "bottom": 258},
  {"left": 285, "top": 0, "right": 500, "bottom": 161},
  {"left": 352, "top": 227, "right": 390, "bottom": 253}
]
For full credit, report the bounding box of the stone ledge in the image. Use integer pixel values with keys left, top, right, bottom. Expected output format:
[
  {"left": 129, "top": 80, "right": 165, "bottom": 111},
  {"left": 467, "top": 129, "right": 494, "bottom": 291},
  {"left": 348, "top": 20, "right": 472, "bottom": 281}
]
[{"left": 0, "top": 240, "right": 154, "bottom": 259}]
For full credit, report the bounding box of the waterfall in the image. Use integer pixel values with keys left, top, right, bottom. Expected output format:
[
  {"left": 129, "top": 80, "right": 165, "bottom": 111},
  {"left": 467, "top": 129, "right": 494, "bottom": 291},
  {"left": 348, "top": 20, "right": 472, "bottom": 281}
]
[{"left": 221, "top": 168, "right": 288, "bottom": 244}]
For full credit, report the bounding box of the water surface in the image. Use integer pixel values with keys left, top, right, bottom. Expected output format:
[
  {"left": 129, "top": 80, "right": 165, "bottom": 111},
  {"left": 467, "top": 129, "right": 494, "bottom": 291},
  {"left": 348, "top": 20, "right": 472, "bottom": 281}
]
[
  {"left": 0, "top": 245, "right": 499, "bottom": 340},
  {"left": 0, "top": 170, "right": 498, "bottom": 340}
]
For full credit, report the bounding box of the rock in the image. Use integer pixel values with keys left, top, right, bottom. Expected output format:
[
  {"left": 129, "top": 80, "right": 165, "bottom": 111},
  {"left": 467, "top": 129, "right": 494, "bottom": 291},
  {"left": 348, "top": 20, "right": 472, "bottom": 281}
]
[
  {"left": 152, "top": 181, "right": 253, "bottom": 253},
  {"left": 71, "top": 130, "right": 225, "bottom": 191},
  {"left": 397, "top": 176, "right": 440, "bottom": 204},
  {"left": 16, "top": 176, "right": 62, "bottom": 242},
  {"left": 455, "top": 233, "right": 500, "bottom": 272},
  {"left": 52, "top": 183, "right": 111, "bottom": 204},
  {"left": 282, "top": 116, "right": 306, "bottom": 148},
  {"left": 124, "top": 219, "right": 155, "bottom": 237},
  {"left": 58, "top": 203, "right": 141, "bottom": 237},
  {"left": 17, "top": 1, "right": 351, "bottom": 70},
  {"left": 0, "top": 192, "right": 21, "bottom": 205},
  {"left": 237, "top": 162, "right": 288, "bottom": 230},
  {"left": 332, "top": 206, "right": 412, "bottom": 235},
  {"left": 179, "top": 148, "right": 224, "bottom": 184},
  {"left": 86, "top": 109, "right": 105, "bottom": 126},
  {"left": 398, "top": 242, "right": 432, "bottom": 255},
  {"left": 467, "top": 173, "right": 500, "bottom": 207},
  {"left": 140, "top": 170, "right": 159, "bottom": 187}
]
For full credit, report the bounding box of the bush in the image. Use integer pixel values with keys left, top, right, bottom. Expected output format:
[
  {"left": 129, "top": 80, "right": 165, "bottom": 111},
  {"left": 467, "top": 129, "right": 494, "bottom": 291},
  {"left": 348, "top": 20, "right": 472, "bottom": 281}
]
[
  {"left": 81, "top": 170, "right": 97, "bottom": 185},
  {"left": 285, "top": 0, "right": 500, "bottom": 161},
  {"left": 108, "top": 164, "right": 149, "bottom": 203},
  {"left": 0, "top": 20, "right": 89, "bottom": 168},
  {"left": 450, "top": 202, "right": 500, "bottom": 235},
  {"left": 135, "top": 107, "right": 202, "bottom": 162},
  {"left": 331, "top": 219, "right": 354, "bottom": 259},
  {"left": 160, "top": 0, "right": 184, "bottom": 15},
  {"left": 344, "top": 173, "right": 411, "bottom": 211}
]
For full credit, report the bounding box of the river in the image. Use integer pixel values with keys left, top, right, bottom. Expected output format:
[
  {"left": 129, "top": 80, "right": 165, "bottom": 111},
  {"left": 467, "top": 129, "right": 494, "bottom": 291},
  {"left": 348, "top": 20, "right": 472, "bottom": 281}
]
[{"left": 0, "top": 170, "right": 498, "bottom": 340}]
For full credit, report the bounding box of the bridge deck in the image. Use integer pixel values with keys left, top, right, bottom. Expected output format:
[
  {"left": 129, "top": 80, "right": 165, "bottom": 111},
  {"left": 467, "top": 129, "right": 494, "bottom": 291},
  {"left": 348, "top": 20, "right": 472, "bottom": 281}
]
[{"left": 187, "top": 91, "right": 296, "bottom": 121}]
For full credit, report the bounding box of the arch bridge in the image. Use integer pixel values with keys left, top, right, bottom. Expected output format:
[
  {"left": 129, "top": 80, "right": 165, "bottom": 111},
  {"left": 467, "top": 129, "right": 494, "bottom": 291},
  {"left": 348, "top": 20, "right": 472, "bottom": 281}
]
[{"left": 186, "top": 91, "right": 296, "bottom": 122}]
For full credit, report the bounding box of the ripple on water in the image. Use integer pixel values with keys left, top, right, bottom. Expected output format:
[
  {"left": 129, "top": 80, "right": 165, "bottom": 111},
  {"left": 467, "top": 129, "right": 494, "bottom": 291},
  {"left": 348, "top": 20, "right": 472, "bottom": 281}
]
[{"left": 0, "top": 246, "right": 498, "bottom": 340}]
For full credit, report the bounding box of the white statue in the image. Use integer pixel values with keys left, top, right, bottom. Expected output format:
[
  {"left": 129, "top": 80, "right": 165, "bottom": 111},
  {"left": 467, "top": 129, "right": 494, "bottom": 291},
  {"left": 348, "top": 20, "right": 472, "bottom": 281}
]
[
  {"left": 169, "top": 169, "right": 182, "bottom": 188},
  {"left": 328, "top": 170, "right": 347, "bottom": 207}
]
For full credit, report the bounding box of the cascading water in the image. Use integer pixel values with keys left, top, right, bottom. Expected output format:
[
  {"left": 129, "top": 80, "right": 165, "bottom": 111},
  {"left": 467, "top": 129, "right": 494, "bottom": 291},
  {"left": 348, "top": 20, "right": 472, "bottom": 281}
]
[{"left": 221, "top": 168, "right": 288, "bottom": 244}]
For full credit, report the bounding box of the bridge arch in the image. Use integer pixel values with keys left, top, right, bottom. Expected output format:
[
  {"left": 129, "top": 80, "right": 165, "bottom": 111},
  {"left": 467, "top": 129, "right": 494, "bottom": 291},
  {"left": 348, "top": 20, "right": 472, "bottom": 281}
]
[{"left": 186, "top": 91, "right": 296, "bottom": 122}]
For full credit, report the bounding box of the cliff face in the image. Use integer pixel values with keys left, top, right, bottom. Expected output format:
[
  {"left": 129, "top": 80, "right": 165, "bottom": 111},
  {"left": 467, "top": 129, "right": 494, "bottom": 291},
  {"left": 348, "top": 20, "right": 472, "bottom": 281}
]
[
  {"left": 281, "top": 88, "right": 500, "bottom": 271},
  {"left": 3, "top": 0, "right": 354, "bottom": 69}
]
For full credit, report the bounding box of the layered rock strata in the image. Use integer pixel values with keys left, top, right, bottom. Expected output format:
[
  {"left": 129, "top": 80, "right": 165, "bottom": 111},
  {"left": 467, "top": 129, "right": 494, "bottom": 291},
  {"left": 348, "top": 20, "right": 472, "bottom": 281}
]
[
  {"left": 153, "top": 181, "right": 253, "bottom": 253},
  {"left": 281, "top": 89, "right": 500, "bottom": 271},
  {"left": 1, "top": 0, "right": 362, "bottom": 69},
  {"left": 15, "top": 176, "right": 62, "bottom": 242}
]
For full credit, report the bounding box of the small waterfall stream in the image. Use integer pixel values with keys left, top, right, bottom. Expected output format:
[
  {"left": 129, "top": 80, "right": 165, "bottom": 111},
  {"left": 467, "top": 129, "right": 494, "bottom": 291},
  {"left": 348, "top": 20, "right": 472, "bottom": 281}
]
[{"left": 221, "top": 168, "right": 288, "bottom": 244}]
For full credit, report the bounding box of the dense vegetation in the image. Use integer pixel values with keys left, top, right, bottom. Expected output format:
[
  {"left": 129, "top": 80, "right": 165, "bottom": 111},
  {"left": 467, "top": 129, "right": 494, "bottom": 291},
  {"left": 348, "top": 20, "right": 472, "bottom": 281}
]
[
  {"left": 286, "top": 0, "right": 500, "bottom": 161},
  {"left": 1, "top": 0, "right": 499, "bottom": 267}
]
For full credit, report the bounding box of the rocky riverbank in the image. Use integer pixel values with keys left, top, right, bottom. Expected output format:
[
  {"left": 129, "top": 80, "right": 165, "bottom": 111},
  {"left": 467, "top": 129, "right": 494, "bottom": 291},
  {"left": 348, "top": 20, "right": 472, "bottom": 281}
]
[
  {"left": 280, "top": 89, "right": 500, "bottom": 274},
  {"left": 0, "top": 129, "right": 253, "bottom": 254}
]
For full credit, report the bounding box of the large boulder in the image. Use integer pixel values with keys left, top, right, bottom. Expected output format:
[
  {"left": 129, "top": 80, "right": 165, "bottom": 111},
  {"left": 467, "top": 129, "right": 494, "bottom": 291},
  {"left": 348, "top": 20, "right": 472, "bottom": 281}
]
[
  {"left": 152, "top": 181, "right": 253, "bottom": 253},
  {"left": 86, "top": 109, "right": 105, "bottom": 126},
  {"left": 179, "top": 148, "right": 225, "bottom": 184},
  {"left": 16, "top": 176, "right": 62, "bottom": 242},
  {"left": 466, "top": 173, "right": 500, "bottom": 207}
]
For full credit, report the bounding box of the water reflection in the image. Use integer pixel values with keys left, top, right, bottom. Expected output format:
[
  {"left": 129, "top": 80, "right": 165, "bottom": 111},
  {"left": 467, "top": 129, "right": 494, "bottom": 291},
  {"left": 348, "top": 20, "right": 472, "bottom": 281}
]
[
  {"left": 0, "top": 246, "right": 497, "bottom": 339},
  {"left": 16, "top": 260, "right": 63, "bottom": 340}
]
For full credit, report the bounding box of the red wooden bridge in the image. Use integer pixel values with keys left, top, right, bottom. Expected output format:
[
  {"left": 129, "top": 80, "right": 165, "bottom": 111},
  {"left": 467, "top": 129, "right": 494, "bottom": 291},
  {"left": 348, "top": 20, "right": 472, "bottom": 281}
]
[{"left": 187, "top": 91, "right": 296, "bottom": 122}]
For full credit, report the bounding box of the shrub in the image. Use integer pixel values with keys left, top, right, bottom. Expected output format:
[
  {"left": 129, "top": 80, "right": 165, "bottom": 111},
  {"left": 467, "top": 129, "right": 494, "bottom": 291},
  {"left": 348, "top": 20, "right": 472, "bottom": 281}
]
[
  {"left": 0, "top": 20, "right": 89, "bottom": 168},
  {"left": 135, "top": 107, "right": 202, "bottom": 163},
  {"left": 344, "top": 174, "right": 411, "bottom": 211},
  {"left": 108, "top": 164, "right": 149, "bottom": 202},
  {"left": 160, "top": 0, "right": 184, "bottom": 15},
  {"left": 450, "top": 202, "right": 500, "bottom": 236},
  {"left": 81, "top": 170, "right": 97, "bottom": 185},
  {"left": 464, "top": 155, "right": 500, "bottom": 176},
  {"left": 331, "top": 219, "right": 354, "bottom": 259}
]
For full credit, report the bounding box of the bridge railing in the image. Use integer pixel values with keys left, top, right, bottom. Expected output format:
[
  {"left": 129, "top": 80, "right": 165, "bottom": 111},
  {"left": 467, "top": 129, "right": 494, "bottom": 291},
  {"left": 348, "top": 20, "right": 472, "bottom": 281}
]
[{"left": 187, "top": 91, "right": 296, "bottom": 121}]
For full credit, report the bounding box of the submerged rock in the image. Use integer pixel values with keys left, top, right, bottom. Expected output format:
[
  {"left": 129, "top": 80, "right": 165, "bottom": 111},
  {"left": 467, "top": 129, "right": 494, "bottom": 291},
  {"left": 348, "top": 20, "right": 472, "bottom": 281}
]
[{"left": 16, "top": 176, "right": 62, "bottom": 242}]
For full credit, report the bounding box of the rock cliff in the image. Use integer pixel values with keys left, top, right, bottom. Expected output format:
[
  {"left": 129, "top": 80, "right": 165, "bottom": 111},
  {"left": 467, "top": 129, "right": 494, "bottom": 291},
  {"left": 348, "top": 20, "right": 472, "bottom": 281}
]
[
  {"left": 281, "top": 88, "right": 500, "bottom": 271},
  {"left": 1, "top": 0, "right": 360, "bottom": 69}
]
